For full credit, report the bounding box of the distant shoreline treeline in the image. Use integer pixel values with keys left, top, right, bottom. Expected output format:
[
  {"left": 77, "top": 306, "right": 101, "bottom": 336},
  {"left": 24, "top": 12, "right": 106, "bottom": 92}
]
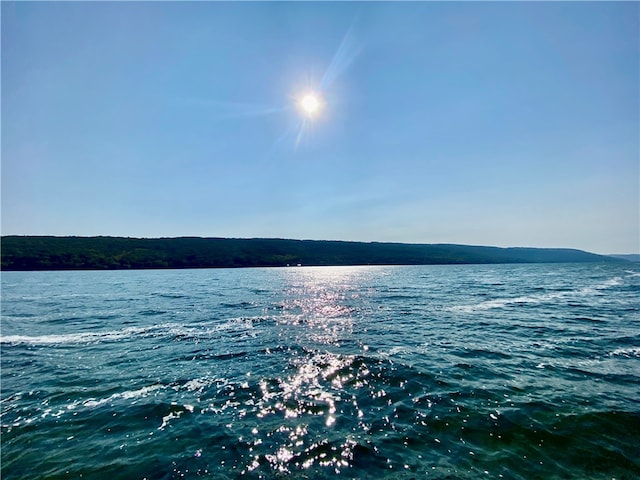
[{"left": 0, "top": 236, "right": 623, "bottom": 271}]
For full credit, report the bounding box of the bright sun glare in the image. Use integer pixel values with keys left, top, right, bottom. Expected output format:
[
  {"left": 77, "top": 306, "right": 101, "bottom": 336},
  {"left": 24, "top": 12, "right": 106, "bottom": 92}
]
[{"left": 298, "top": 92, "right": 323, "bottom": 119}]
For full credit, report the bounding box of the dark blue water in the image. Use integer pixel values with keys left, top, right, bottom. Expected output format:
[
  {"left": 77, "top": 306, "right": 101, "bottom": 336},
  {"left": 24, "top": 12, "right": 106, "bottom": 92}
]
[{"left": 2, "top": 263, "right": 639, "bottom": 479}]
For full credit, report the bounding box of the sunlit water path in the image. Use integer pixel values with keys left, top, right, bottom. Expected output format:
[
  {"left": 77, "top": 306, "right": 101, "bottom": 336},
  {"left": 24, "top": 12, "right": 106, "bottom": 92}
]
[{"left": 2, "top": 264, "right": 639, "bottom": 479}]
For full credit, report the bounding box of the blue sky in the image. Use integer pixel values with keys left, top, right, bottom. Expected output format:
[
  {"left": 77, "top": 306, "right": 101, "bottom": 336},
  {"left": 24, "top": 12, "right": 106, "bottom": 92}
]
[{"left": 2, "top": 2, "right": 638, "bottom": 254}]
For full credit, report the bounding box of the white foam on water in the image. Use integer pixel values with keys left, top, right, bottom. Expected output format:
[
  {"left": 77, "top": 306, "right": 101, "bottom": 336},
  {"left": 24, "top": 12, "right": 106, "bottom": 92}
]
[
  {"left": 0, "top": 317, "right": 258, "bottom": 346},
  {"left": 596, "top": 276, "right": 623, "bottom": 289},
  {"left": 3, "top": 375, "right": 222, "bottom": 430},
  {"left": 449, "top": 292, "right": 566, "bottom": 313},
  {"left": 3, "top": 384, "right": 168, "bottom": 427},
  {"left": 174, "top": 376, "right": 226, "bottom": 396},
  {"left": 449, "top": 275, "right": 625, "bottom": 313},
  {"left": 379, "top": 345, "right": 409, "bottom": 357},
  {"left": 610, "top": 347, "right": 640, "bottom": 358},
  {"left": 82, "top": 384, "right": 164, "bottom": 408},
  {"left": 0, "top": 326, "right": 154, "bottom": 345},
  {"left": 158, "top": 408, "right": 184, "bottom": 430}
]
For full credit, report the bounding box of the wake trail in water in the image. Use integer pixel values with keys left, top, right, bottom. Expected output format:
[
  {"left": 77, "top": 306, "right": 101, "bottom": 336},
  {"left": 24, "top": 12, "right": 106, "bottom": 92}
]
[
  {"left": 450, "top": 274, "right": 626, "bottom": 313},
  {"left": 0, "top": 318, "right": 261, "bottom": 346}
]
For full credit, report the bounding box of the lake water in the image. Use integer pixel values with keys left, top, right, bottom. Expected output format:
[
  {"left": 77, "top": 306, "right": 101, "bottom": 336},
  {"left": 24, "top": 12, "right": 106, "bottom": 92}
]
[{"left": 1, "top": 263, "right": 639, "bottom": 479}]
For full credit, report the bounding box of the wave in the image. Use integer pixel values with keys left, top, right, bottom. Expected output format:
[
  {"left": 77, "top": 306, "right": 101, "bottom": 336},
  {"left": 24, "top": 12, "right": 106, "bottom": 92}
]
[
  {"left": 610, "top": 347, "right": 640, "bottom": 358},
  {"left": 449, "top": 292, "right": 566, "bottom": 313},
  {"left": 0, "top": 326, "right": 155, "bottom": 345},
  {"left": 82, "top": 384, "right": 164, "bottom": 408},
  {"left": 449, "top": 275, "right": 626, "bottom": 313},
  {"left": 0, "top": 318, "right": 258, "bottom": 346},
  {"left": 3, "top": 339, "right": 639, "bottom": 480}
]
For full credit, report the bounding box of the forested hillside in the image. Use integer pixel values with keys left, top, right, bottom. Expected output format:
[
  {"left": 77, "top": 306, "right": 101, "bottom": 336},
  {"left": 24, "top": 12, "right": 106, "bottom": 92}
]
[{"left": 0, "top": 236, "right": 621, "bottom": 271}]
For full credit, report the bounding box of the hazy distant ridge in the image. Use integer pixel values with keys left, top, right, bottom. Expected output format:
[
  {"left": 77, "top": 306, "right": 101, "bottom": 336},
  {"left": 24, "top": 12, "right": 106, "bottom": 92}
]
[
  {"left": 608, "top": 254, "right": 640, "bottom": 263},
  {"left": 0, "top": 236, "right": 623, "bottom": 271}
]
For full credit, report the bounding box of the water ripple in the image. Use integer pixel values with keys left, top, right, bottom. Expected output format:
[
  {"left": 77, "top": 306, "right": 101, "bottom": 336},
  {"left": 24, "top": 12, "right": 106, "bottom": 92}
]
[{"left": 1, "top": 264, "right": 639, "bottom": 479}]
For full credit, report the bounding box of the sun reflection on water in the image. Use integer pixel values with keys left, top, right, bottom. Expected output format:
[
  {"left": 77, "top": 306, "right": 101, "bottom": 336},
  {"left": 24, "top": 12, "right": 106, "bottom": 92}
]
[
  {"left": 247, "top": 351, "right": 377, "bottom": 474},
  {"left": 191, "top": 268, "right": 379, "bottom": 475},
  {"left": 274, "top": 266, "right": 373, "bottom": 347}
]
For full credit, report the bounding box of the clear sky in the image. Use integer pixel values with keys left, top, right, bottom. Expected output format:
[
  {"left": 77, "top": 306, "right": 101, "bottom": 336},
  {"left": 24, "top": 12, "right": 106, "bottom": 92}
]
[{"left": 2, "top": 2, "right": 638, "bottom": 254}]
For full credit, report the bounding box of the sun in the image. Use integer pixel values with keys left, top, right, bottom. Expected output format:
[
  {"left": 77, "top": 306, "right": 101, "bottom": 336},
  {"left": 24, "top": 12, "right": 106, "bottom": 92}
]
[{"left": 297, "top": 92, "right": 324, "bottom": 119}]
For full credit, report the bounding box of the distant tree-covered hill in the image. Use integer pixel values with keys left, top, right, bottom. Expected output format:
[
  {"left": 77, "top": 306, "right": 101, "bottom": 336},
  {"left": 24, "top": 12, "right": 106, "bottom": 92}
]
[{"left": 0, "top": 236, "right": 622, "bottom": 271}]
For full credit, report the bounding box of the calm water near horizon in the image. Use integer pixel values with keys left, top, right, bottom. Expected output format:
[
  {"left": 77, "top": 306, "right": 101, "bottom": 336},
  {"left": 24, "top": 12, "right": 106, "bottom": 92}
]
[{"left": 1, "top": 263, "right": 639, "bottom": 479}]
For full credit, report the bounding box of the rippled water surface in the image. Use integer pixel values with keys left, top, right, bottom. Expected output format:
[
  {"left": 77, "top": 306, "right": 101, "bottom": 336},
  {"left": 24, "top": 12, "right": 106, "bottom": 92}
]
[{"left": 2, "top": 264, "right": 639, "bottom": 479}]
